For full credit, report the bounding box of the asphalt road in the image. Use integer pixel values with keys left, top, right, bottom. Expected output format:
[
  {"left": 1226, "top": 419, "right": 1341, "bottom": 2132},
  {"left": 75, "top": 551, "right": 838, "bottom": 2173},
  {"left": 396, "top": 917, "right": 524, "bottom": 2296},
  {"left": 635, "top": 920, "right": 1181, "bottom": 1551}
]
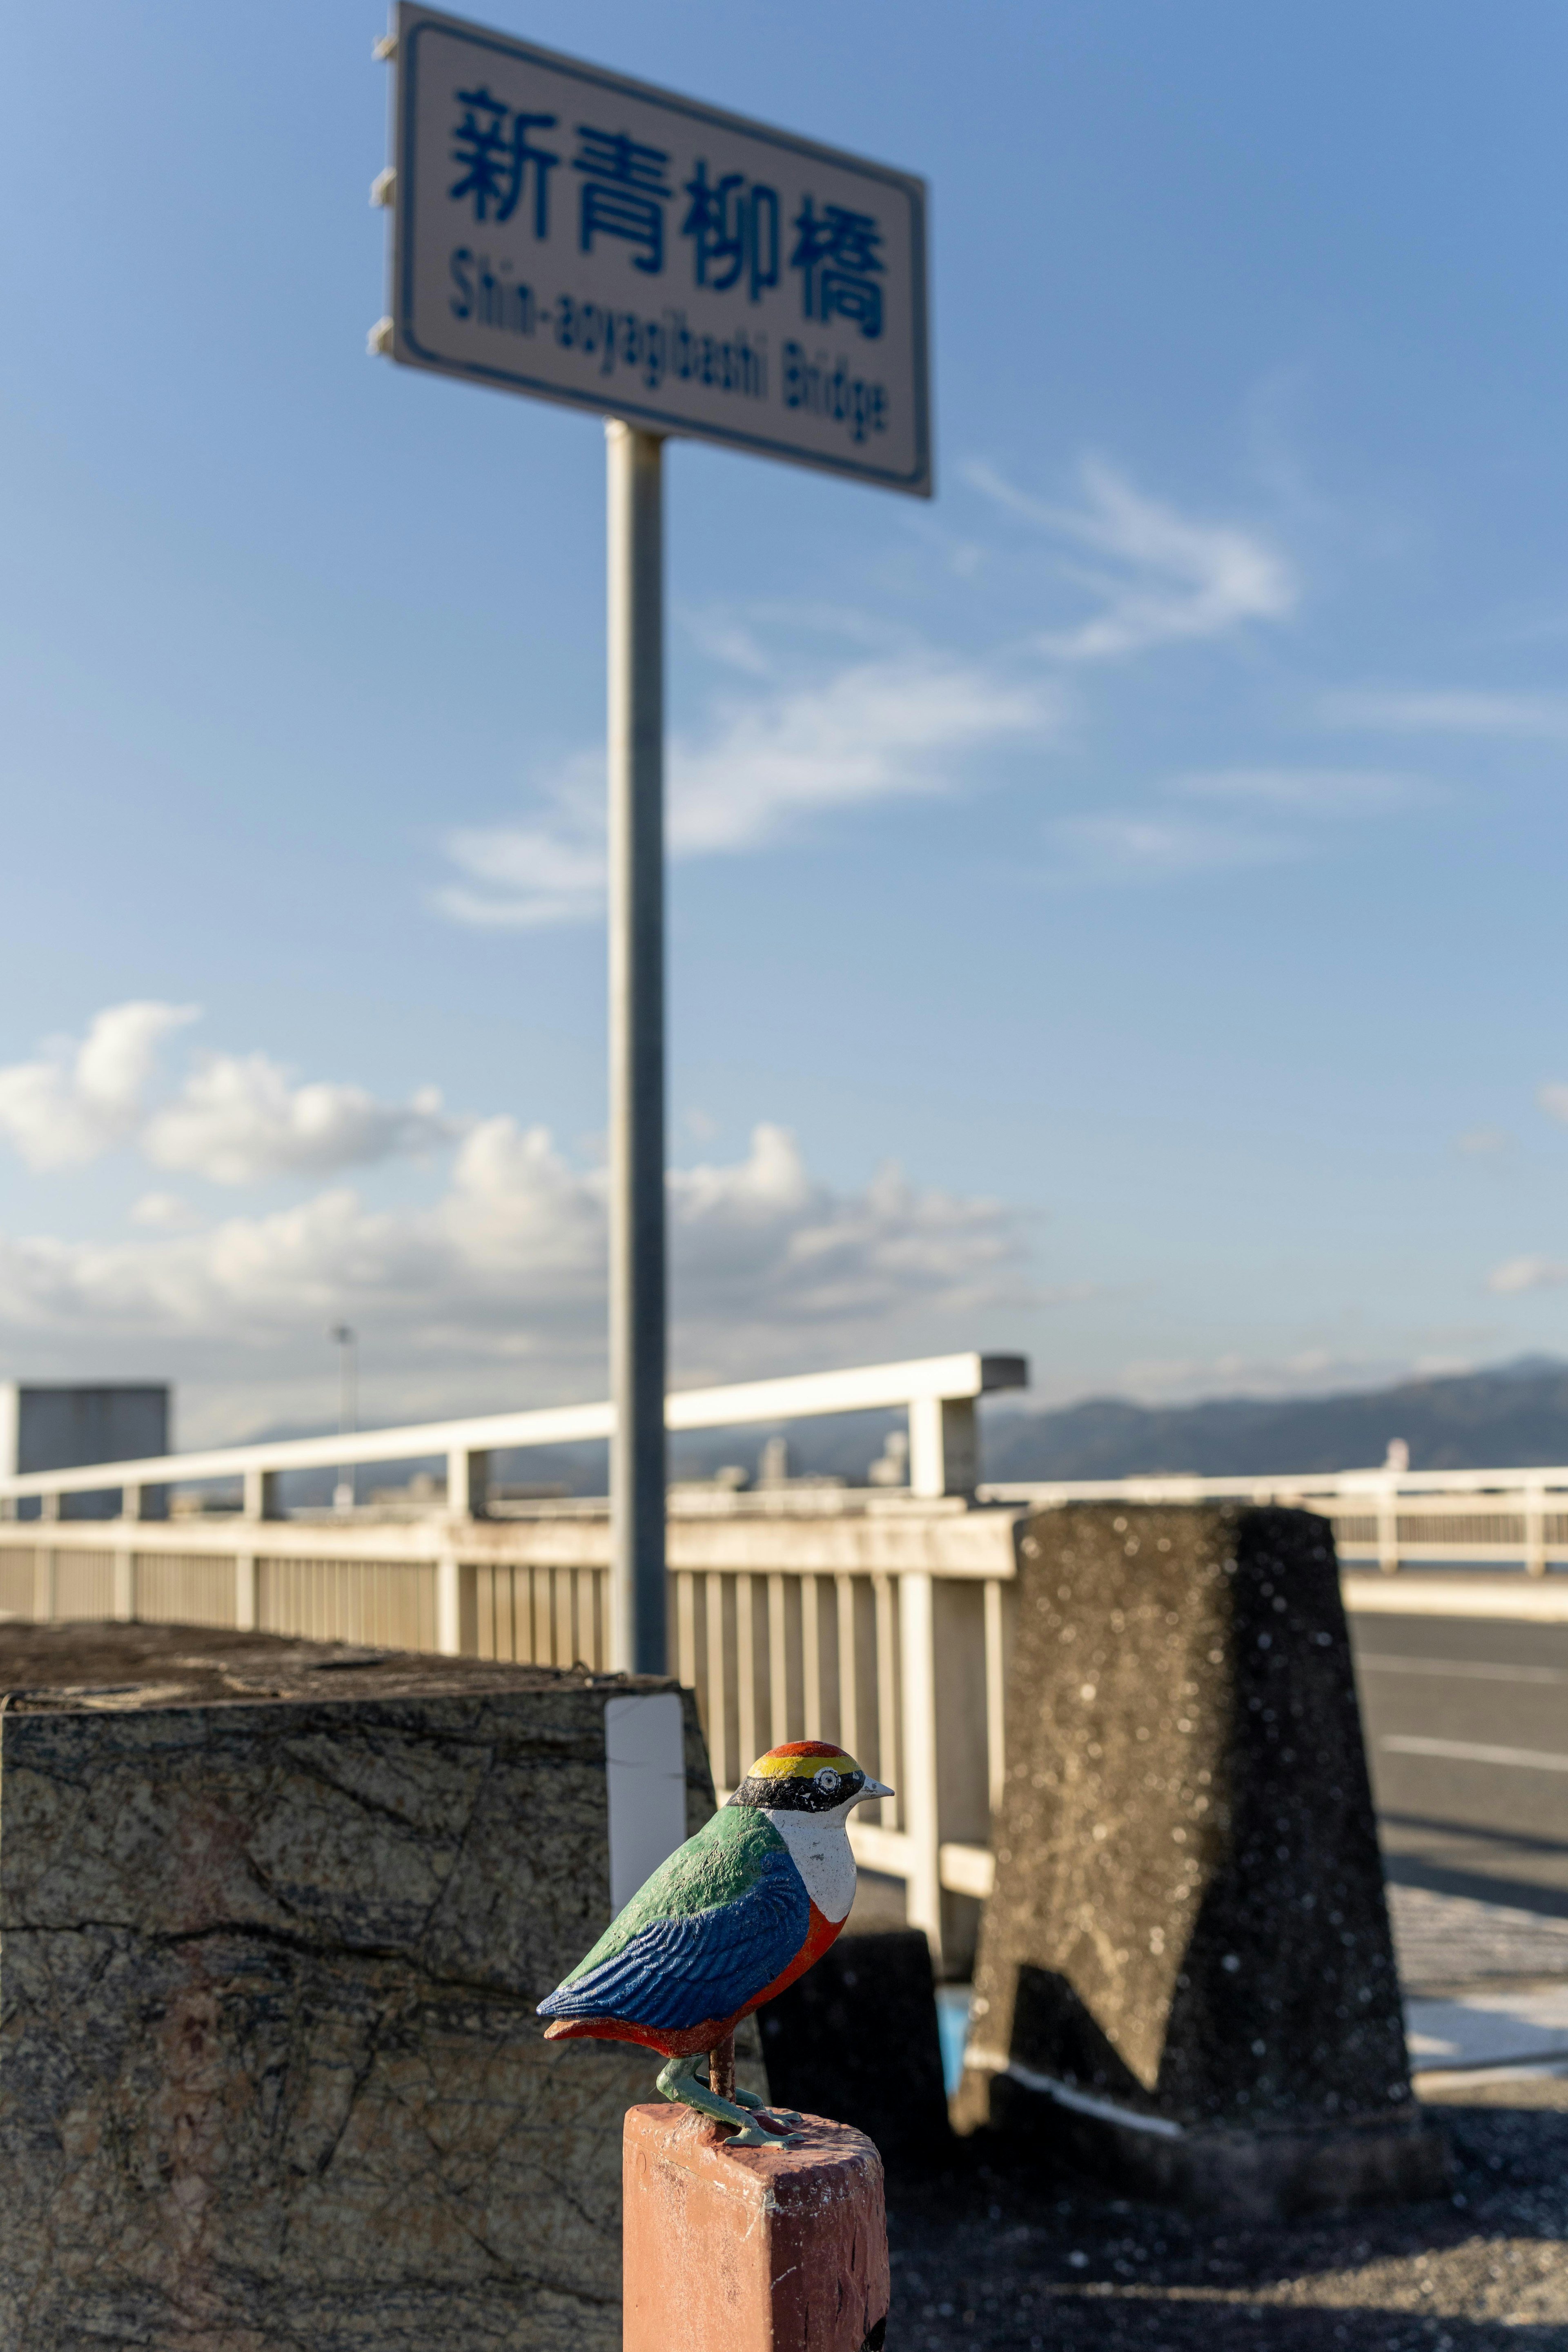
[{"left": 1350, "top": 1609, "right": 1568, "bottom": 1921}]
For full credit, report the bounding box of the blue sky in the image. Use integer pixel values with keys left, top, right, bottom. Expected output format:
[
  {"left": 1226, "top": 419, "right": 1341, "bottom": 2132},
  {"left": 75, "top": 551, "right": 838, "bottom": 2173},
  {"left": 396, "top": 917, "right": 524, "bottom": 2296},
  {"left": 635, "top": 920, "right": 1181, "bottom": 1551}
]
[{"left": 4, "top": 0, "right": 1568, "bottom": 1443}]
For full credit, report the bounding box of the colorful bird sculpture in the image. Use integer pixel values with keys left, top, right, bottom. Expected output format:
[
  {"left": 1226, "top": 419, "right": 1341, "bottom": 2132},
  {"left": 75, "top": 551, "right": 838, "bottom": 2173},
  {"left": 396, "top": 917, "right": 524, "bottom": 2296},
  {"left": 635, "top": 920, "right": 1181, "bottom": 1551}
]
[{"left": 538, "top": 1740, "right": 893, "bottom": 2144}]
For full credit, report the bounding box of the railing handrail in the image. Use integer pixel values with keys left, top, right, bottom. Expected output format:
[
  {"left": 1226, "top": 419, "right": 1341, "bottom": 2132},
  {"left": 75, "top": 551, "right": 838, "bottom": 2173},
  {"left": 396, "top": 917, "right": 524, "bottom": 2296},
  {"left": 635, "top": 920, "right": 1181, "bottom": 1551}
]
[
  {"left": 982, "top": 1466, "right": 1568, "bottom": 1503},
  {"left": 0, "top": 1350, "right": 1027, "bottom": 1501}
]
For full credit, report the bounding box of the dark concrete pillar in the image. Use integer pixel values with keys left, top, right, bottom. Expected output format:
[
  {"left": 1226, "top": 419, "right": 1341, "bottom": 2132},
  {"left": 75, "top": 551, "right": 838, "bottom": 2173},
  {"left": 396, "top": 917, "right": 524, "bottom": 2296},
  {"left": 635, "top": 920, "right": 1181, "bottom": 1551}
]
[{"left": 953, "top": 1504, "right": 1449, "bottom": 2218}]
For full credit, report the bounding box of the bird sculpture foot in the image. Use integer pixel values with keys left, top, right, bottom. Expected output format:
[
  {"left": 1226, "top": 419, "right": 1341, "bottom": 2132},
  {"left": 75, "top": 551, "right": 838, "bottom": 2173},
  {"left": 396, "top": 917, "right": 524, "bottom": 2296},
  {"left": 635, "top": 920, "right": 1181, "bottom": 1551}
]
[
  {"left": 728, "top": 2082, "right": 804, "bottom": 2129},
  {"left": 656, "top": 2053, "right": 802, "bottom": 2147}
]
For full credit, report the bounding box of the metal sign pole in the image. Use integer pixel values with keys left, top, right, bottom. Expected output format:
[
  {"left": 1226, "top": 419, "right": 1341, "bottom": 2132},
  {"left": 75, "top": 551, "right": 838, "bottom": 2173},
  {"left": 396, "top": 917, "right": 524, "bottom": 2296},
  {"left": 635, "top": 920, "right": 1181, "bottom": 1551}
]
[
  {"left": 380, "top": 10, "right": 931, "bottom": 1677},
  {"left": 606, "top": 419, "right": 668, "bottom": 1675}
]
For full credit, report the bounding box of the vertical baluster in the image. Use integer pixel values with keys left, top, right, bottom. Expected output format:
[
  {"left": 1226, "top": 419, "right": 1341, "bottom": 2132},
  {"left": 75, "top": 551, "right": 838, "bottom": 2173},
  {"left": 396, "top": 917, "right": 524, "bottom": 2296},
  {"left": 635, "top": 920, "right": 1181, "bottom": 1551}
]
[
  {"left": 736, "top": 1574, "right": 757, "bottom": 1776},
  {"left": 801, "top": 1575, "right": 822, "bottom": 1742},
  {"left": 768, "top": 1573, "right": 788, "bottom": 1751},
  {"left": 836, "top": 1573, "right": 859, "bottom": 1763},
  {"left": 899, "top": 1570, "right": 943, "bottom": 1969},
  {"left": 706, "top": 1570, "right": 728, "bottom": 1788},
  {"left": 1525, "top": 1486, "right": 1547, "bottom": 1577},
  {"left": 872, "top": 1572, "right": 899, "bottom": 1829},
  {"left": 677, "top": 1570, "right": 698, "bottom": 1698},
  {"left": 984, "top": 1576, "right": 1008, "bottom": 1821}
]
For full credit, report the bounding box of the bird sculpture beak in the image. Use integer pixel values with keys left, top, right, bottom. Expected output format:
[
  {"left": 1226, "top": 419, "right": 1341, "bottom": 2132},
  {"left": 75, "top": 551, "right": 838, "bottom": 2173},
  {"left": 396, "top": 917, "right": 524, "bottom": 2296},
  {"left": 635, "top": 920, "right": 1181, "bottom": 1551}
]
[{"left": 855, "top": 1777, "right": 894, "bottom": 1801}]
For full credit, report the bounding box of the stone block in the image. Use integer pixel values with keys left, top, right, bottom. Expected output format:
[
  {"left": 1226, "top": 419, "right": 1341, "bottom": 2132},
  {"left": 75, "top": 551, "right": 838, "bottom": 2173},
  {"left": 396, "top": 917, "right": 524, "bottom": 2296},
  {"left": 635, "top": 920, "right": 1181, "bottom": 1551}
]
[
  {"left": 0, "top": 1623, "right": 762, "bottom": 2350},
  {"left": 954, "top": 1505, "right": 1450, "bottom": 2217},
  {"left": 758, "top": 1930, "right": 954, "bottom": 2176},
  {"left": 622, "top": 2103, "right": 889, "bottom": 2352}
]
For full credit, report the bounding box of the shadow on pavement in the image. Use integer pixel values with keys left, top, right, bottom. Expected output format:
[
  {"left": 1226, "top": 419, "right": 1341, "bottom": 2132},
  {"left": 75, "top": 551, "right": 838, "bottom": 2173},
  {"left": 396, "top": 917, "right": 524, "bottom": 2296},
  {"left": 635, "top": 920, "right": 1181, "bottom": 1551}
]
[{"left": 882, "top": 2079, "right": 1568, "bottom": 2349}]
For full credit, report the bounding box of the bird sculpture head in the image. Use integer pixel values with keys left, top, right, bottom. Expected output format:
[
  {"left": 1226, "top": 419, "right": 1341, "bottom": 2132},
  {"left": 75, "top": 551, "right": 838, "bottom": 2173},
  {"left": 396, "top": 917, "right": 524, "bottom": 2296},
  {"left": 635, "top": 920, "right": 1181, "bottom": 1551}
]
[{"left": 727, "top": 1740, "right": 892, "bottom": 1815}]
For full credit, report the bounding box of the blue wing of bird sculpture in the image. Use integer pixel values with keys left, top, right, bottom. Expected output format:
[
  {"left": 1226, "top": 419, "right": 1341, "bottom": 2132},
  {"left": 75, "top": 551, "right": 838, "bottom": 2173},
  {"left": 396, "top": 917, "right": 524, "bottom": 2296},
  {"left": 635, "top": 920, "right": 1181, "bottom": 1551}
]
[{"left": 537, "top": 1843, "right": 808, "bottom": 2032}]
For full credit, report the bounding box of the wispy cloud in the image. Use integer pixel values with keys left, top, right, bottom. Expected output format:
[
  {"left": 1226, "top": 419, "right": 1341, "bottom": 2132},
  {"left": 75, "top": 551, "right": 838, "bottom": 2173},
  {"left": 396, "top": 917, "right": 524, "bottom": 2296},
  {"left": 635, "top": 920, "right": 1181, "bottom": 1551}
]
[
  {"left": 0, "top": 1006, "right": 459, "bottom": 1184},
  {"left": 1537, "top": 1083, "right": 1568, "bottom": 1125},
  {"left": 1489, "top": 1256, "right": 1568, "bottom": 1295},
  {"left": 437, "top": 645, "right": 1062, "bottom": 928},
  {"left": 1048, "top": 812, "right": 1293, "bottom": 882},
  {"left": 1114, "top": 1346, "right": 1423, "bottom": 1405},
  {"left": 1045, "top": 764, "right": 1425, "bottom": 884},
  {"left": 1324, "top": 689, "right": 1568, "bottom": 739},
  {"left": 964, "top": 456, "right": 1297, "bottom": 661},
  {"left": 1173, "top": 766, "right": 1425, "bottom": 815},
  {"left": 437, "top": 458, "right": 1304, "bottom": 927}
]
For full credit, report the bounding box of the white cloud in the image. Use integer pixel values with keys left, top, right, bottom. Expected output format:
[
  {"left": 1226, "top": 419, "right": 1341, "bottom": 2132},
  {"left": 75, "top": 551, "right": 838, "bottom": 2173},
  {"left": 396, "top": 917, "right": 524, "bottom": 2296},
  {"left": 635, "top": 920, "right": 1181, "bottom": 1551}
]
[
  {"left": 437, "top": 456, "right": 1296, "bottom": 929},
  {"left": 1048, "top": 763, "right": 1428, "bottom": 886},
  {"left": 0, "top": 1123, "right": 1031, "bottom": 1417},
  {"left": 1538, "top": 1083, "right": 1568, "bottom": 1125},
  {"left": 1173, "top": 766, "right": 1423, "bottom": 815},
  {"left": 1049, "top": 812, "right": 1292, "bottom": 882},
  {"left": 143, "top": 1057, "right": 454, "bottom": 1185},
  {"left": 1324, "top": 690, "right": 1568, "bottom": 739},
  {"left": 0, "top": 1002, "right": 197, "bottom": 1169},
  {"left": 130, "top": 1192, "right": 203, "bottom": 1231},
  {"left": 1114, "top": 1347, "right": 1423, "bottom": 1405},
  {"left": 1456, "top": 1128, "right": 1511, "bottom": 1157},
  {"left": 1489, "top": 1256, "right": 1568, "bottom": 1295},
  {"left": 441, "top": 760, "right": 608, "bottom": 929},
  {"left": 0, "top": 1006, "right": 460, "bottom": 1184},
  {"left": 964, "top": 456, "right": 1297, "bottom": 661},
  {"left": 437, "top": 648, "right": 1060, "bottom": 928}
]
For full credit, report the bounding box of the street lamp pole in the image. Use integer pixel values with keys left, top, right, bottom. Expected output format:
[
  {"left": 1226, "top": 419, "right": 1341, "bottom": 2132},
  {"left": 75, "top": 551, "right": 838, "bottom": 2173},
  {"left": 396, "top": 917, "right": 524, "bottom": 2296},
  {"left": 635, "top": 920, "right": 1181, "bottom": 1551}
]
[{"left": 329, "top": 1324, "right": 358, "bottom": 1512}]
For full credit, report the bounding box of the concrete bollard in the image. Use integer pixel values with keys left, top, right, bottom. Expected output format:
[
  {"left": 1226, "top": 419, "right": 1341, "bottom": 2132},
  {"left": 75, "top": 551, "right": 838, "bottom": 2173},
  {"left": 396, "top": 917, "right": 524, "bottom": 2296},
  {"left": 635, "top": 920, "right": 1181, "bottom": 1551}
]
[
  {"left": 622, "top": 2104, "right": 889, "bottom": 2352},
  {"left": 955, "top": 1503, "right": 1450, "bottom": 2218}
]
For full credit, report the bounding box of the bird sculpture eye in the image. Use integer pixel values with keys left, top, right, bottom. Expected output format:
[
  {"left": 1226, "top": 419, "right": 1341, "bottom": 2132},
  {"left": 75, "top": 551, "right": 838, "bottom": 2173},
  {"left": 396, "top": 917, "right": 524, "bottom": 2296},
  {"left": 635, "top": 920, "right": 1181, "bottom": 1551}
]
[{"left": 815, "top": 1767, "right": 841, "bottom": 1794}]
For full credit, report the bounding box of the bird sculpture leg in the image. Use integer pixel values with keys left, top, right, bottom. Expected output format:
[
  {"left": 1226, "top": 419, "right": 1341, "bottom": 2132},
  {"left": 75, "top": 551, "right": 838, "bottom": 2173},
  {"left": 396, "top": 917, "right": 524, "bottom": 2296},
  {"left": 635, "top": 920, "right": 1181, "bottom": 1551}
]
[
  {"left": 709, "top": 2031, "right": 803, "bottom": 2129},
  {"left": 655, "top": 2050, "right": 802, "bottom": 2147}
]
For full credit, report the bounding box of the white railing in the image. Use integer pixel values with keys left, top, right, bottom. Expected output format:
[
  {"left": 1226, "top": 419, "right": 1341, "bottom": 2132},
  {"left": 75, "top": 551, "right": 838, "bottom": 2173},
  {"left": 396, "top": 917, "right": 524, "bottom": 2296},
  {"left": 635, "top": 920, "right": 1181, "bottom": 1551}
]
[
  {"left": 0, "top": 1352, "right": 1026, "bottom": 1971},
  {"left": 981, "top": 1463, "right": 1568, "bottom": 1579},
  {"left": 10, "top": 1370, "right": 1568, "bottom": 1973},
  {"left": 0, "top": 1349, "right": 1025, "bottom": 1520}
]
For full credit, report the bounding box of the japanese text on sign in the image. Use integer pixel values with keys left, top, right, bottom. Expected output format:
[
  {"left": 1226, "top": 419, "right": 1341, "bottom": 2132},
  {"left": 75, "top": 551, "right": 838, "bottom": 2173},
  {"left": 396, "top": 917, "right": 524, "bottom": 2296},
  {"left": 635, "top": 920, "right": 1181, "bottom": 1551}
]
[{"left": 383, "top": 6, "right": 930, "bottom": 494}]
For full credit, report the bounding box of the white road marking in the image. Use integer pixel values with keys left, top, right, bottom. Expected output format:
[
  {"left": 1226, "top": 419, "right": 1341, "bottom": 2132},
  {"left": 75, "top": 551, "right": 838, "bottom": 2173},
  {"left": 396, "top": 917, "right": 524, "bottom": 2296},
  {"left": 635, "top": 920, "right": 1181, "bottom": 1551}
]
[
  {"left": 1358, "top": 1653, "right": 1568, "bottom": 1685},
  {"left": 1381, "top": 1733, "right": 1568, "bottom": 1773}
]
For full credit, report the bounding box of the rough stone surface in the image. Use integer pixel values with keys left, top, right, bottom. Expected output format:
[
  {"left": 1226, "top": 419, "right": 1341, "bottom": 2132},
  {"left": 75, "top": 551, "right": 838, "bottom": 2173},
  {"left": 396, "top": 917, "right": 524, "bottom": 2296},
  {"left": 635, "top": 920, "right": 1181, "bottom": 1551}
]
[
  {"left": 955, "top": 1506, "right": 1449, "bottom": 2216},
  {"left": 0, "top": 1623, "right": 761, "bottom": 2351},
  {"left": 623, "top": 2103, "right": 889, "bottom": 2352},
  {"left": 760, "top": 1930, "right": 954, "bottom": 2176}
]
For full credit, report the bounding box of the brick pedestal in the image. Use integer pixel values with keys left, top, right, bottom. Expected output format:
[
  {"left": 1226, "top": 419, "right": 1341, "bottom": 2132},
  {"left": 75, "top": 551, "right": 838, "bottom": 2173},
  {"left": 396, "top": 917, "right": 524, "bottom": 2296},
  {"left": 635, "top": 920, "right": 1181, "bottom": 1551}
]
[{"left": 622, "top": 2105, "right": 889, "bottom": 2352}]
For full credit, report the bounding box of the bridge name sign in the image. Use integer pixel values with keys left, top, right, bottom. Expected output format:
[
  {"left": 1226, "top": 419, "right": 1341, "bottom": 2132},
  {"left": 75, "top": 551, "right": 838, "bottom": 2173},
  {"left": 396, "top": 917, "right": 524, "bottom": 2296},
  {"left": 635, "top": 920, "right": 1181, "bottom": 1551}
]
[{"left": 382, "top": 4, "right": 931, "bottom": 495}]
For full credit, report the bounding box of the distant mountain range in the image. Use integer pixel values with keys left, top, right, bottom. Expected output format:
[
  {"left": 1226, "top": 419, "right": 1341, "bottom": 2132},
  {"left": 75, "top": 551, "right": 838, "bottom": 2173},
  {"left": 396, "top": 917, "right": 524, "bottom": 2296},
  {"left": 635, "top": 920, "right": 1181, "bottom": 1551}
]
[{"left": 976, "top": 1356, "right": 1568, "bottom": 1483}]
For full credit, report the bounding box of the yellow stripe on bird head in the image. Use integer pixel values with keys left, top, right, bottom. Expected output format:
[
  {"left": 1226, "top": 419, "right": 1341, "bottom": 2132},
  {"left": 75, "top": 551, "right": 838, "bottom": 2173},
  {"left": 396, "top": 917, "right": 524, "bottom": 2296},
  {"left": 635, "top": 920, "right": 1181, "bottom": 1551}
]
[{"left": 730, "top": 1740, "right": 893, "bottom": 1813}]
